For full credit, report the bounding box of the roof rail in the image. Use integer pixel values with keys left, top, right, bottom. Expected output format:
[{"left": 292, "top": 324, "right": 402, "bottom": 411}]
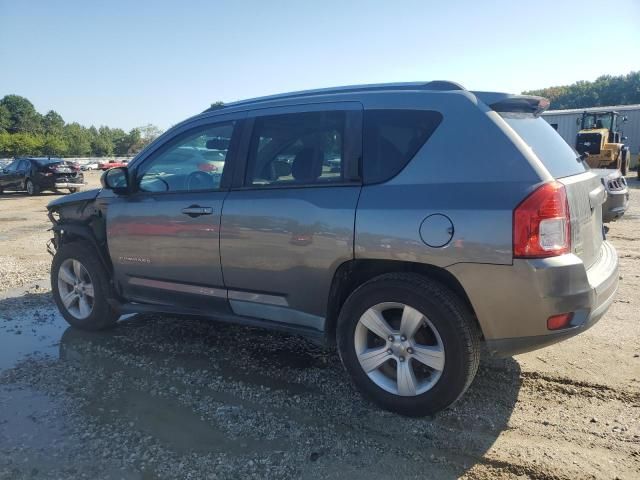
[
  {"left": 421, "top": 80, "right": 465, "bottom": 91},
  {"left": 204, "top": 81, "right": 466, "bottom": 112}
]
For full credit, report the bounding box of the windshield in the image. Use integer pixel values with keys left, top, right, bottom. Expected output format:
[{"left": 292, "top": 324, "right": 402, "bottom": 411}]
[
  {"left": 582, "top": 113, "right": 613, "bottom": 130},
  {"left": 502, "top": 114, "right": 587, "bottom": 178}
]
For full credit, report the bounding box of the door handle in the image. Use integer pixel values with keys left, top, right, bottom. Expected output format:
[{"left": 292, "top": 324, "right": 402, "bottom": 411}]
[{"left": 181, "top": 205, "right": 214, "bottom": 217}]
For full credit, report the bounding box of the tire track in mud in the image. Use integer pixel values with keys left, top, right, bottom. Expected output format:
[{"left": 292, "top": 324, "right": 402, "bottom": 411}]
[
  {"left": 478, "top": 364, "right": 640, "bottom": 404},
  {"left": 519, "top": 370, "right": 640, "bottom": 404},
  {"left": 465, "top": 457, "right": 572, "bottom": 480}
]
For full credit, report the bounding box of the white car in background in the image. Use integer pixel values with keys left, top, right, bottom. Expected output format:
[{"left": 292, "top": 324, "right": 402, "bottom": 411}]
[{"left": 81, "top": 162, "right": 100, "bottom": 171}]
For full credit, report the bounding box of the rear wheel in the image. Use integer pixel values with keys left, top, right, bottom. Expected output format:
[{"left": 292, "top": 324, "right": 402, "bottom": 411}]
[
  {"left": 25, "top": 179, "right": 39, "bottom": 196},
  {"left": 621, "top": 149, "right": 628, "bottom": 176},
  {"left": 51, "top": 242, "right": 119, "bottom": 330},
  {"left": 337, "top": 273, "right": 480, "bottom": 417}
]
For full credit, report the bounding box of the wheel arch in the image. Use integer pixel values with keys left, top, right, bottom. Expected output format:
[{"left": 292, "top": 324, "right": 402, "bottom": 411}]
[
  {"left": 51, "top": 223, "right": 112, "bottom": 275},
  {"left": 325, "top": 259, "right": 480, "bottom": 345}
]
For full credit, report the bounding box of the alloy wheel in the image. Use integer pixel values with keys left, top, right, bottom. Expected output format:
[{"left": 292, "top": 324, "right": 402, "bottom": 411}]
[
  {"left": 354, "top": 302, "right": 445, "bottom": 396},
  {"left": 57, "top": 258, "right": 95, "bottom": 320}
]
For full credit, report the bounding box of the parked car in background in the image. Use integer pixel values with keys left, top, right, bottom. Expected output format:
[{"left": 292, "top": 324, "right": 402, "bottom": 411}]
[
  {"left": 0, "top": 157, "right": 84, "bottom": 195},
  {"left": 47, "top": 81, "right": 618, "bottom": 416},
  {"left": 98, "top": 159, "right": 129, "bottom": 170},
  {"left": 593, "top": 168, "right": 629, "bottom": 222},
  {"left": 81, "top": 162, "right": 100, "bottom": 171}
]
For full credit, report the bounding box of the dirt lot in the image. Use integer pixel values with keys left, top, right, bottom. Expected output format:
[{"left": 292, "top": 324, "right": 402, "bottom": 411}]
[{"left": 0, "top": 171, "right": 638, "bottom": 479}]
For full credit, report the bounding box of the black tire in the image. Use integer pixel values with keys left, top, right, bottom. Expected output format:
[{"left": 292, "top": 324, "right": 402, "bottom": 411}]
[
  {"left": 25, "top": 179, "right": 39, "bottom": 196},
  {"left": 68, "top": 188, "right": 79, "bottom": 194},
  {"left": 337, "top": 273, "right": 480, "bottom": 417},
  {"left": 51, "top": 242, "right": 119, "bottom": 331},
  {"left": 621, "top": 149, "right": 628, "bottom": 176}
]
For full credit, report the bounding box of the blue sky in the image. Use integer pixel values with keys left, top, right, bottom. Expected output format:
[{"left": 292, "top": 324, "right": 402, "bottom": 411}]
[{"left": 1, "top": 0, "right": 639, "bottom": 131}]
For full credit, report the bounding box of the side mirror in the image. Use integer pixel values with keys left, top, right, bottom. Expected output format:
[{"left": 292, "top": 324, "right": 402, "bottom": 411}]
[
  {"left": 576, "top": 117, "right": 581, "bottom": 126},
  {"left": 101, "top": 167, "right": 130, "bottom": 194}
]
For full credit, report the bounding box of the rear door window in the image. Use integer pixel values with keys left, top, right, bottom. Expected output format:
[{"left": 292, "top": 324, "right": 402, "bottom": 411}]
[
  {"left": 363, "top": 109, "right": 442, "bottom": 184},
  {"left": 501, "top": 114, "right": 587, "bottom": 178},
  {"left": 245, "top": 111, "right": 345, "bottom": 187}
]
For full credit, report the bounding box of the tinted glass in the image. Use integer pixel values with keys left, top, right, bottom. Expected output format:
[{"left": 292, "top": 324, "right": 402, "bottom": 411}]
[
  {"left": 139, "top": 122, "right": 234, "bottom": 192},
  {"left": 246, "top": 111, "right": 345, "bottom": 187},
  {"left": 502, "top": 114, "right": 587, "bottom": 178},
  {"left": 18, "top": 160, "right": 30, "bottom": 171},
  {"left": 34, "top": 158, "right": 62, "bottom": 166},
  {"left": 363, "top": 109, "right": 443, "bottom": 184}
]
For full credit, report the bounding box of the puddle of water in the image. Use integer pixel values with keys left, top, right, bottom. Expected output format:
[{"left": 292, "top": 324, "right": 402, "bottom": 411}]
[
  {"left": 0, "top": 295, "right": 67, "bottom": 371},
  {"left": 0, "top": 385, "right": 68, "bottom": 450},
  {"left": 86, "top": 388, "right": 277, "bottom": 455}
]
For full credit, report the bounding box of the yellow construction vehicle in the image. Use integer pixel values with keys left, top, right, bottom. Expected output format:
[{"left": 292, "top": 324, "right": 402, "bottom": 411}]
[{"left": 575, "top": 111, "right": 631, "bottom": 174}]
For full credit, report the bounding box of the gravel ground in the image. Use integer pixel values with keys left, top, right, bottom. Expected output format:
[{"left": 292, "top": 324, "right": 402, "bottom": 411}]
[{"left": 0, "top": 171, "right": 639, "bottom": 479}]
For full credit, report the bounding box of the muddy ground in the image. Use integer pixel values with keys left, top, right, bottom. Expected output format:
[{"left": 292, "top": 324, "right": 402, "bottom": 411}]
[{"left": 0, "top": 171, "right": 638, "bottom": 479}]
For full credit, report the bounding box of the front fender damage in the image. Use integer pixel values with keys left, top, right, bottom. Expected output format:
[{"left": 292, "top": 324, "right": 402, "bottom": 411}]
[{"left": 46, "top": 188, "right": 111, "bottom": 272}]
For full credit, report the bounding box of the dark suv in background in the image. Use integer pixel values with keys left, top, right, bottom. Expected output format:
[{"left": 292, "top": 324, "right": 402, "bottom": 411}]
[
  {"left": 0, "top": 157, "right": 84, "bottom": 195},
  {"left": 46, "top": 81, "right": 618, "bottom": 416}
]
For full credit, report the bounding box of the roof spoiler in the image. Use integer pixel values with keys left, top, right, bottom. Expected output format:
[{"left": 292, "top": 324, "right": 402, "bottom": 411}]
[{"left": 473, "top": 92, "right": 550, "bottom": 116}]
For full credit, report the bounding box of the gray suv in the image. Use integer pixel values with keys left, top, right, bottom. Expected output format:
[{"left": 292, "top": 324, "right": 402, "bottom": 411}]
[{"left": 47, "top": 81, "right": 619, "bottom": 416}]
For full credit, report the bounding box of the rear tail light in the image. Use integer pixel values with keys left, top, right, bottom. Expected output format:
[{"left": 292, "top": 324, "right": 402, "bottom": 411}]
[{"left": 513, "top": 181, "right": 571, "bottom": 258}]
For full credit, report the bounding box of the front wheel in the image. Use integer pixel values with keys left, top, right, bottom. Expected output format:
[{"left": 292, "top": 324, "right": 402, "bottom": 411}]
[
  {"left": 51, "top": 242, "right": 119, "bottom": 330},
  {"left": 68, "top": 187, "right": 80, "bottom": 194},
  {"left": 337, "top": 273, "right": 480, "bottom": 417}
]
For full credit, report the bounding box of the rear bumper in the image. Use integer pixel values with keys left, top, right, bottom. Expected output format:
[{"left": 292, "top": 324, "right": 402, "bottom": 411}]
[
  {"left": 602, "top": 189, "right": 629, "bottom": 222},
  {"left": 36, "top": 174, "right": 85, "bottom": 190},
  {"left": 448, "top": 241, "right": 619, "bottom": 356},
  {"left": 54, "top": 182, "right": 85, "bottom": 188}
]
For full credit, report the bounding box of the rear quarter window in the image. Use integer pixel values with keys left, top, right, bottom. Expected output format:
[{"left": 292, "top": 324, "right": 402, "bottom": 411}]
[
  {"left": 363, "top": 109, "right": 442, "bottom": 184},
  {"left": 502, "top": 114, "right": 587, "bottom": 179}
]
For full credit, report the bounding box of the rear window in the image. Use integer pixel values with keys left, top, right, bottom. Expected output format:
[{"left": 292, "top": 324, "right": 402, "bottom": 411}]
[
  {"left": 502, "top": 114, "right": 587, "bottom": 178},
  {"left": 363, "top": 109, "right": 442, "bottom": 184},
  {"left": 34, "top": 158, "right": 62, "bottom": 166}
]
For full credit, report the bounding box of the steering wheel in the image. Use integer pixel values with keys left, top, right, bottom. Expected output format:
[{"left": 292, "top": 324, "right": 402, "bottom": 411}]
[{"left": 186, "top": 170, "right": 213, "bottom": 191}]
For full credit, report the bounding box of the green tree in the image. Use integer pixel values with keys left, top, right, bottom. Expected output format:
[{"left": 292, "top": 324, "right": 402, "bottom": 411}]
[
  {"left": 125, "top": 128, "right": 144, "bottom": 154},
  {"left": 138, "top": 124, "right": 162, "bottom": 143},
  {"left": 63, "top": 123, "right": 91, "bottom": 156},
  {"left": 91, "top": 135, "right": 114, "bottom": 156},
  {"left": 42, "top": 134, "right": 68, "bottom": 157},
  {"left": 0, "top": 95, "right": 43, "bottom": 133},
  {"left": 0, "top": 105, "right": 10, "bottom": 133},
  {"left": 0, "top": 131, "right": 11, "bottom": 156},
  {"left": 523, "top": 71, "right": 640, "bottom": 109},
  {"left": 110, "top": 128, "right": 130, "bottom": 155},
  {"left": 42, "top": 110, "right": 65, "bottom": 135},
  {"left": 6, "top": 133, "right": 43, "bottom": 156}
]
